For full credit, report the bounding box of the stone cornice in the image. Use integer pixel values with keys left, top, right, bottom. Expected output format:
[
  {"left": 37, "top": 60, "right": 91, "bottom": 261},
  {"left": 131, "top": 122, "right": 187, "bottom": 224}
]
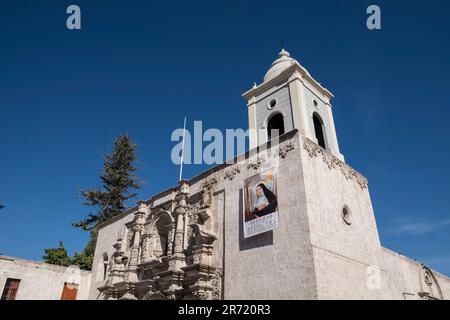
[
  {"left": 242, "top": 63, "right": 334, "bottom": 103},
  {"left": 302, "top": 137, "right": 368, "bottom": 190}
]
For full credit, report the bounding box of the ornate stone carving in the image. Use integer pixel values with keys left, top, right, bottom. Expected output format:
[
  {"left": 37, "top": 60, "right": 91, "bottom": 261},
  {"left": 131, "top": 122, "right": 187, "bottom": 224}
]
[
  {"left": 129, "top": 247, "right": 139, "bottom": 264},
  {"left": 137, "top": 200, "right": 149, "bottom": 215},
  {"left": 356, "top": 175, "right": 368, "bottom": 190},
  {"left": 144, "top": 291, "right": 167, "bottom": 300},
  {"left": 140, "top": 233, "right": 152, "bottom": 263},
  {"left": 184, "top": 266, "right": 222, "bottom": 301},
  {"left": 201, "top": 176, "right": 218, "bottom": 191},
  {"left": 210, "top": 267, "right": 223, "bottom": 300},
  {"left": 104, "top": 178, "right": 221, "bottom": 300},
  {"left": 107, "top": 237, "right": 129, "bottom": 285},
  {"left": 190, "top": 224, "right": 217, "bottom": 246},
  {"left": 303, "top": 138, "right": 368, "bottom": 190},
  {"left": 223, "top": 167, "right": 241, "bottom": 180},
  {"left": 134, "top": 211, "right": 147, "bottom": 227},
  {"left": 187, "top": 203, "right": 200, "bottom": 225},
  {"left": 193, "top": 291, "right": 210, "bottom": 300},
  {"left": 174, "top": 231, "right": 184, "bottom": 251},
  {"left": 126, "top": 226, "right": 133, "bottom": 250},
  {"left": 186, "top": 203, "right": 200, "bottom": 249},
  {"left": 247, "top": 156, "right": 264, "bottom": 170},
  {"left": 173, "top": 180, "right": 190, "bottom": 257},
  {"left": 277, "top": 141, "right": 295, "bottom": 158},
  {"left": 303, "top": 139, "right": 320, "bottom": 157},
  {"left": 166, "top": 227, "right": 175, "bottom": 256},
  {"left": 163, "top": 283, "right": 183, "bottom": 300}
]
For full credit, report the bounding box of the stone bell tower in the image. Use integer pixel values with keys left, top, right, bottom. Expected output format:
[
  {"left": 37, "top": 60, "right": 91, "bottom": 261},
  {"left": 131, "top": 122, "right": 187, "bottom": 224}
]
[
  {"left": 241, "top": 49, "right": 385, "bottom": 299},
  {"left": 242, "top": 49, "right": 344, "bottom": 162}
]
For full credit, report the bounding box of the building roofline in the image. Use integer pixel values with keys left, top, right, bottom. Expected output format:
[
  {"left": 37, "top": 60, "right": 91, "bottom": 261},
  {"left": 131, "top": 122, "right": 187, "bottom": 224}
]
[
  {"left": 242, "top": 63, "right": 334, "bottom": 101},
  {"left": 381, "top": 246, "right": 450, "bottom": 280},
  {"left": 98, "top": 129, "right": 368, "bottom": 230},
  {"left": 98, "top": 130, "right": 300, "bottom": 230},
  {"left": 0, "top": 255, "right": 92, "bottom": 274}
]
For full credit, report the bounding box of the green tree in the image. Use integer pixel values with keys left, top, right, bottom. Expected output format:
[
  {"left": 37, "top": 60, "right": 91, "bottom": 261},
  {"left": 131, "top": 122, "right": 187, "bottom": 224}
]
[
  {"left": 42, "top": 242, "right": 93, "bottom": 271},
  {"left": 69, "top": 134, "right": 140, "bottom": 270},
  {"left": 73, "top": 134, "right": 140, "bottom": 230},
  {"left": 42, "top": 242, "right": 71, "bottom": 267},
  {"left": 70, "top": 252, "right": 94, "bottom": 271}
]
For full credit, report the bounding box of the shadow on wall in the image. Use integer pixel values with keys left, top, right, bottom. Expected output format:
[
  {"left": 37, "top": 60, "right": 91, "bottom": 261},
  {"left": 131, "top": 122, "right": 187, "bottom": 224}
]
[{"left": 238, "top": 188, "right": 273, "bottom": 251}]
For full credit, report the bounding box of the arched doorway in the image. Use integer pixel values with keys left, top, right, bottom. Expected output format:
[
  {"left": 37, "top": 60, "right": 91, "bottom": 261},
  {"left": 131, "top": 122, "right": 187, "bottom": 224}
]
[
  {"left": 313, "top": 113, "right": 326, "bottom": 149},
  {"left": 152, "top": 212, "right": 172, "bottom": 257},
  {"left": 267, "top": 113, "right": 285, "bottom": 141}
]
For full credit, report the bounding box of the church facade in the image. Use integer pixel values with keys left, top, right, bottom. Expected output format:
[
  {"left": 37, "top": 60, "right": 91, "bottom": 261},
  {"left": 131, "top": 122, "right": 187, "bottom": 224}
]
[{"left": 88, "top": 50, "right": 450, "bottom": 300}]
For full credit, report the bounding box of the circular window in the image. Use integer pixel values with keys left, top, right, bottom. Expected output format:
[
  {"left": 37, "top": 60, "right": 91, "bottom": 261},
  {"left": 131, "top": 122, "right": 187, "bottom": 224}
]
[
  {"left": 342, "top": 206, "right": 352, "bottom": 225},
  {"left": 268, "top": 99, "right": 277, "bottom": 110},
  {"left": 313, "top": 100, "right": 318, "bottom": 107}
]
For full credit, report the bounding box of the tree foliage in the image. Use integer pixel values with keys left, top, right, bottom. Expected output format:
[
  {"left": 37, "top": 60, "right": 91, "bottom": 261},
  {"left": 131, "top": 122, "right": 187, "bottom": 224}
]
[
  {"left": 70, "top": 252, "right": 94, "bottom": 271},
  {"left": 73, "top": 134, "right": 140, "bottom": 231},
  {"left": 42, "top": 242, "right": 93, "bottom": 271},
  {"left": 42, "top": 242, "right": 71, "bottom": 267},
  {"left": 52, "top": 134, "right": 141, "bottom": 271}
]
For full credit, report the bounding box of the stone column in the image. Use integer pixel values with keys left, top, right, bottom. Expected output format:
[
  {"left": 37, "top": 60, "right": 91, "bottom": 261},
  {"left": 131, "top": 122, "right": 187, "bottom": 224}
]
[
  {"left": 288, "top": 70, "right": 309, "bottom": 135},
  {"left": 127, "top": 208, "right": 146, "bottom": 282},
  {"left": 170, "top": 180, "right": 189, "bottom": 272},
  {"left": 247, "top": 95, "right": 258, "bottom": 150},
  {"left": 166, "top": 226, "right": 175, "bottom": 256},
  {"left": 324, "top": 100, "right": 344, "bottom": 161},
  {"left": 140, "top": 232, "right": 151, "bottom": 263}
]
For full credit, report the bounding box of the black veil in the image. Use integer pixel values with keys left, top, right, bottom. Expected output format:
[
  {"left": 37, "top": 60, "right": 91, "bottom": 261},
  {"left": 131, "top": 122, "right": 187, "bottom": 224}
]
[{"left": 254, "top": 183, "right": 277, "bottom": 217}]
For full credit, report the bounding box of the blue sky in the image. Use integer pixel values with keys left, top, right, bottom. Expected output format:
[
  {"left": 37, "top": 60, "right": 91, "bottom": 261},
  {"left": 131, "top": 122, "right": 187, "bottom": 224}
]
[{"left": 1, "top": 0, "right": 450, "bottom": 275}]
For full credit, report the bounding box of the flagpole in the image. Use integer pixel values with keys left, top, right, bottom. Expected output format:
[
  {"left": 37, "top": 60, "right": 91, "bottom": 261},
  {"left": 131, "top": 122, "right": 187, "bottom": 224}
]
[{"left": 179, "top": 116, "right": 187, "bottom": 181}]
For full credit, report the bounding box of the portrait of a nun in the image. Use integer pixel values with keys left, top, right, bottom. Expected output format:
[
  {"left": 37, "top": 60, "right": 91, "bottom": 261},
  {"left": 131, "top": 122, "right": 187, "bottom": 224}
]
[{"left": 252, "top": 183, "right": 278, "bottom": 217}]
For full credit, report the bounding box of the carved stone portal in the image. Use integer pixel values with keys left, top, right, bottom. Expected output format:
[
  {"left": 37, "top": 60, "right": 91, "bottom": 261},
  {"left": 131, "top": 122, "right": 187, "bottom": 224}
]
[{"left": 98, "top": 179, "right": 221, "bottom": 300}]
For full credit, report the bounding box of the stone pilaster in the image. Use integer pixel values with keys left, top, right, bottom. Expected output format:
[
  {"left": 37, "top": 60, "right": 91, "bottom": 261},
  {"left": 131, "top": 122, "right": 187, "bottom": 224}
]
[{"left": 171, "top": 180, "right": 189, "bottom": 271}]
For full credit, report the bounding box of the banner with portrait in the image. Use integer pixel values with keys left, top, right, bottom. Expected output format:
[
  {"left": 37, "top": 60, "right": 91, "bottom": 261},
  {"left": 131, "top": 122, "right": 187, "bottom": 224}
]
[{"left": 243, "top": 168, "right": 279, "bottom": 238}]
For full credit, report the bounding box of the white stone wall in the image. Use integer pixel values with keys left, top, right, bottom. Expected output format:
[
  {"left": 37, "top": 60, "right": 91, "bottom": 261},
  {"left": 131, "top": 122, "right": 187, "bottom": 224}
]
[
  {"left": 254, "top": 82, "right": 294, "bottom": 144},
  {"left": 300, "top": 133, "right": 385, "bottom": 299},
  {"left": 89, "top": 131, "right": 450, "bottom": 300},
  {"left": 382, "top": 247, "right": 449, "bottom": 300},
  {"left": 220, "top": 136, "right": 317, "bottom": 299},
  {"left": 89, "top": 132, "right": 318, "bottom": 299},
  {"left": 88, "top": 211, "right": 135, "bottom": 299},
  {"left": 0, "top": 255, "right": 91, "bottom": 300},
  {"left": 304, "top": 85, "right": 334, "bottom": 152}
]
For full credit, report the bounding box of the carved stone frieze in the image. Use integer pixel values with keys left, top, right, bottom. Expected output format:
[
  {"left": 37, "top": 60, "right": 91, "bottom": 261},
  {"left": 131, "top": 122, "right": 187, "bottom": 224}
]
[
  {"left": 303, "top": 138, "right": 368, "bottom": 190},
  {"left": 247, "top": 156, "right": 265, "bottom": 170},
  {"left": 223, "top": 167, "right": 241, "bottom": 180},
  {"left": 103, "top": 176, "right": 220, "bottom": 300},
  {"left": 201, "top": 176, "right": 218, "bottom": 191},
  {"left": 277, "top": 141, "right": 296, "bottom": 159},
  {"left": 210, "top": 267, "right": 223, "bottom": 300}
]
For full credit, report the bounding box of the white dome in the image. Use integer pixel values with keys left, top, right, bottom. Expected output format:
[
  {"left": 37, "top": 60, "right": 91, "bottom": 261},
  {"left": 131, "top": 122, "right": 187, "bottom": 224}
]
[{"left": 263, "top": 49, "right": 298, "bottom": 82}]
